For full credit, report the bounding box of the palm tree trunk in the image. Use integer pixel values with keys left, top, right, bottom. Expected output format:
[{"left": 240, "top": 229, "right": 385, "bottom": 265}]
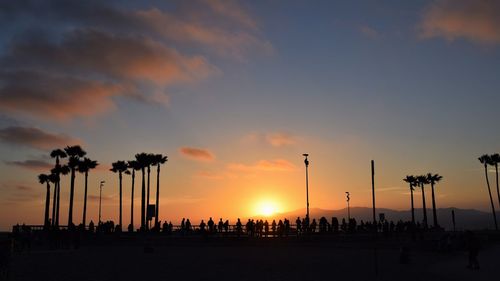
[
  {"left": 68, "top": 168, "right": 75, "bottom": 227},
  {"left": 119, "top": 171, "right": 123, "bottom": 227},
  {"left": 44, "top": 183, "right": 51, "bottom": 228},
  {"left": 155, "top": 164, "right": 160, "bottom": 227},
  {"left": 130, "top": 171, "right": 135, "bottom": 231},
  {"left": 410, "top": 187, "right": 415, "bottom": 225},
  {"left": 56, "top": 181, "right": 61, "bottom": 227},
  {"left": 431, "top": 182, "right": 438, "bottom": 228},
  {"left": 82, "top": 171, "right": 88, "bottom": 227},
  {"left": 141, "top": 168, "right": 145, "bottom": 231},
  {"left": 146, "top": 165, "right": 150, "bottom": 230},
  {"left": 421, "top": 183, "right": 428, "bottom": 228},
  {"left": 484, "top": 164, "right": 499, "bottom": 230},
  {"left": 496, "top": 164, "right": 500, "bottom": 212},
  {"left": 51, "top": 182, "right": 57, "bottom": 227}
]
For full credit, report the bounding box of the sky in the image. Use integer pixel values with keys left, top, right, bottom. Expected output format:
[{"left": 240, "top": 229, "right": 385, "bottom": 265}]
[{"left": 1, "top": 0, "right": 500, "bottom": 230}]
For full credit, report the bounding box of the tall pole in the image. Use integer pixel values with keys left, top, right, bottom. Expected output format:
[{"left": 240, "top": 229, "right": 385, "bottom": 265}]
[
  {"left": 346, "top": 192, "right": 350, "bottom": 221},
  {"left": 371, "top": 160, "right": 376, "bottom": 224},
  {"left": 371, "top": 160, "right": 378, "bottom": 277},
  {"left": 303, "top": 154, "right": 310, "bottom": 219},
  {"left": 98, "top": 181, "right": 105, "bottom": 223}
]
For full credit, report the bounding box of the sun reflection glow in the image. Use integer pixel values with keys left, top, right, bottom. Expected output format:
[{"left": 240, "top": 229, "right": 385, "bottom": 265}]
[{"left": 255, "top": 200, "right": 280, "bottom": 217}]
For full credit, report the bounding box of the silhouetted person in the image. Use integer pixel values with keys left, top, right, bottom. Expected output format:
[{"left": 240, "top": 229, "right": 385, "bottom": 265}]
[
  {"left": 218, "top": 218, "right": 224, "bottom": 233},
  {"left": 296, "top": 217, "right": 302, "bottom": 235},
  {"left": 465, "top": 231, "right": 480, "bottom": 270},
  {"left": 332, "top": 217, "right": 339, "bottom": 233},
  {"left": 236, "top": 219, "right": 242, "bottom": 237},
  {"left": 89, "top": 220, "right": 95, "bottom": 233},
  {"left": 224, "top": 220, "right": 229, "bottom": 233},
  {"left": 186, "top": 219, "right": 192, "bottom": 233},
  {"left": 199, "top": 220, "right": 206, "bottom": 233},
  {"left": 303, "top": 216, "right": 309, "bottom": 233},
  {"left": 264, "top": 220, "right": 269, "bottom": 237},
  {"left": 310, "top": 219, "right": 317, "bottom": 233},
  {"left": 341, "top": 218, "right": 347, "bottom": 232},
  {"left": 271, "top": 220, "right": 276, "bottom": 236},
  {"left": 208, "top": 217, "right": 214, "bottom": 233},
  {"left": 277, "top": 220, "right": 284, "bottom": 237},
  {"left": 319, "top": 217, "right": 327, "bottom": 233},
  {"left": 168, "top": 221, "right": 173, "bottom": 234}
]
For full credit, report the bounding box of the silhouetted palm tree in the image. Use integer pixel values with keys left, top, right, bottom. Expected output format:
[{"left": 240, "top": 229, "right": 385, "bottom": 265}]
[
  {"left": 135, "top": 153, "right": 149, "bottom": 231},
  {"left": 479, "top": 154, "right": 498, "bottom": 230},
  {"left": 403, "top": 175, "right": 417, "bottom": 225},
  {"left": 416, "top": 175, "right": 429, "bottom": 228},
  {"left": 64, "top": 145, "right": 86, "bottom": 227},
  {"left": 127, "top": 160, "right": 141, "bottom": 231},
  {"left": 153, "top": 154, "right": 168, "bottom": 227},
  {"left": 145, "top": 153, "right": 155, "bottom": 230},
  {"left": 111, "top": 160, "right": 128, "bottom": 228},
  {"left": 490, "top": 153, "right": 500, "bottom": 211},
  {"left": 78, "top": 157, "right": 98, "bottom": 227},
  {"left": 50, "top": 148, "right": 67, "bottom": 227},
  {"left": 48, "top": 173, "right": 59, "bottom": 227},
  {"left": 51, "top": 164, "right": 69, "bottom": 227},
  {"left": 427, "top": 173, "right": 443, "bottom": 228},
  {"left": 38, "top": 173, "right": 51, "bottom": 228}
]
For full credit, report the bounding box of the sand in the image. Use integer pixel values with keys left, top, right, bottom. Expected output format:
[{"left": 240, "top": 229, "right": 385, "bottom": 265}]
[{"left": 6, "top": 234, "right": 499, "bottom": 281}]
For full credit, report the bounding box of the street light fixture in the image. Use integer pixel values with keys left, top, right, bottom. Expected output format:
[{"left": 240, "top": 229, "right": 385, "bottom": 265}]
[
  {"left": 346, "top": 192, "right": 350, "bottom": 221},
  {"left": 98, "top": 180, "right": 105, "bottom": 223},
  {"left": 303, "top": 154, "right": 310, "bottom": 219}
]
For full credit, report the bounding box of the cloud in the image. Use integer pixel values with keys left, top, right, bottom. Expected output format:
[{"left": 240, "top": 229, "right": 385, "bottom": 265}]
[
  {"left": 243, "top": 131, "right": 299, "bottom": 147},
  {"left": 15, "top": 185, "right": 33, "bottom": 191},
  {"left": 5, "top": 159, "right": 53, "bottom": 171},
  {"left": 88, "top": 194, "right": 113, "bottom": 202},
  {"left": 0, "top": 183, "right": 38, "bottom": 204},
  {"left": 0, "top": 126, "right": 81, "bottom": 150},
  {"left": 5, "top": 29, "right": 217, "bottom": 85},
  {"left": 201, "top": 0, "right": 258, "bottom": 30},
  {"left": 135, "top": 7, "right": 272, "bottom": 60},
  {"left": 266, "top": 132, "right": 297, "bottom": 147},
  {"left": 359, "top": 25, "right": 380, "bottom": 39},
  {"left": 162, "top": 196, "right": 204, "bottom": 204},
  {"left": 180, "top": 147, "right": 215, "bottom": 162},
  {"left": 196, "top": 171, "right": 224, "bottom": 180},
  {"left": 419, "top": 0, "right": 500, "bottom": 45},
  {"left": 0, "top": 0, "right": 270, "bottom": 119},
  {"left": 377, "top": 186, "right": 405, "bottom": 192},
  {"left": 227, "top": 159, "right": 297, "bottom": 172},
  {"left": 0, "top": 71, "right": 123, "bottom": 119}
]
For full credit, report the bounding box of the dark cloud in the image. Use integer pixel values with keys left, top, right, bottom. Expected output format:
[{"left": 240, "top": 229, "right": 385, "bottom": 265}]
[
  {"left": 0, "top": 0, "right": 270, "bottom": 120},
  {"left": 0, "top": 71, "right": 123, "bottom": 119},
  {"left": 5, "top": 159, "right": 53, "bottom": 171},
  {"left": 0, "top": 126, "right": 80, "bottom": 150}
]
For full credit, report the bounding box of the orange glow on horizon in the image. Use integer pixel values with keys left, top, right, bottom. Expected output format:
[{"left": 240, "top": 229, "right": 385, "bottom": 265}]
[{"left": 253, "top": 198, "right": 283, "bottom": 217}]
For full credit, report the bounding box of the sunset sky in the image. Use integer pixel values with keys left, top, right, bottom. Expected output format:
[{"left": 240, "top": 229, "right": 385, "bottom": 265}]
[{"left": 1, "top": 0, "right": 500, "bottom": 230}]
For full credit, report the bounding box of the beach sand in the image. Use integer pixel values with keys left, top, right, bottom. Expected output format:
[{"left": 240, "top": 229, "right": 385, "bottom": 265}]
[{"left": 7, "top": 235, "right": 498, "bottom": 281}]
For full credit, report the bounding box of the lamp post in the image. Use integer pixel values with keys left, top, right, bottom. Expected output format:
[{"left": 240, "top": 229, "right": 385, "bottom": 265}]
[
  {"left": 346, "top": 192, "right": 350, "bottom": 221},
  {"left": 98, "top": 180, "right": 105, "bottom": 223},
  {"left": 303, "top": 154, "right": 310, "bottom": 219}
]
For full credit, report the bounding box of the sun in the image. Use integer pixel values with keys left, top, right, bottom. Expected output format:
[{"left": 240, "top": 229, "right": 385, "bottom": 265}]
[{"left": 255, "top": 200, "right": 280, "bottom": 217}]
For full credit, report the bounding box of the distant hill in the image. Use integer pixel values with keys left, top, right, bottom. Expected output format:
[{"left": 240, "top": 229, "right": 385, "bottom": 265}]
[{"left": 273, "top": 207, "right": 498, "bottom": 231}]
